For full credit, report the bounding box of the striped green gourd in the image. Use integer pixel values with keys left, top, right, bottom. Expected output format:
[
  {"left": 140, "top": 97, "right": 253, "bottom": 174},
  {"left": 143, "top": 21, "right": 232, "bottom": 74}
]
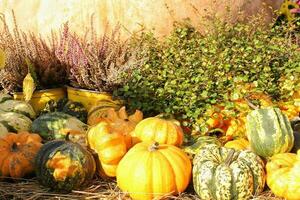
[
  {"left": 246, "top": 107, "right": 294, "bottom": 158},
  {"left": 193, "top": 144, "right": 265, "bottom": 200}
]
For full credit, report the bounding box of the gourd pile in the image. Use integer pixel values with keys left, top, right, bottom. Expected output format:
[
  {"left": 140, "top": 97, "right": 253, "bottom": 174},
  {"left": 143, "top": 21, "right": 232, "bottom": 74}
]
[{"left": 1, "top": 92, "right": 300, "bottom": 200}]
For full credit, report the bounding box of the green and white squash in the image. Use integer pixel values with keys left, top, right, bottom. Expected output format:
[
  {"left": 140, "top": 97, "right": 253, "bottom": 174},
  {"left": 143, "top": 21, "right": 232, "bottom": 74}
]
[
  {"left": 0, "top": 93, "right": 13, "bottom": 103},
  {"left": 0, "top": 111, "right": 32, "bottom": 133},
  {"left": 0, "top": 100, "right": 36, "bottom": 119},
  {"left": 193, "top": 144, "right": 265, "bottom": 200},
  {"left": 31, "top": 112, "right": 88, "bottom": 144},
  {"left": 183, "top": 135, "right": 221, "bottom": 158},
  {"left": 246, "top": 107, "right": 294, "bottom": 157},
  {"left": 35, "top": 139, "right": 96, "bottom": 192}
]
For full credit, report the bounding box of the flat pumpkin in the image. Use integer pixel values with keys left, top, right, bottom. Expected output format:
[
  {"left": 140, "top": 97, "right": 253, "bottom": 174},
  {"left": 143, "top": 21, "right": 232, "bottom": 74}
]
[
  {"left": 0, "top": 132, "right": 42, "bottom": 178},
  {"left": 266, "top": 151, "right": 300, "bottom": 200},
  {"left": 133, "top": 117, "right": 184, "bottom": 146},
  {"left": 35, "top": 138, "right": 96, "bottom": 192},
  {"left": 193, "top": 144, "right": 265, "bottom": 200},
  {"left": 116, "top": 142, "right": 191, "bottom": 200}
]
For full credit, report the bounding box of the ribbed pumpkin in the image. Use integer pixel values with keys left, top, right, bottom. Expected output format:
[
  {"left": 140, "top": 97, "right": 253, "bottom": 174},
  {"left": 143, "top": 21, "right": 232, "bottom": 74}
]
[
  {"left": 87, "top": 121, "right": 127, "bottom": 177},
  {"left": 94, "top": 107, "right": 143, "bottom": 149},
  {"left": 193, "top": 144, "right": 265, "bottom": 200},
  {"left": 0, "top": 132, "right": 42, "bottom": 178},
  {"left": 224, "top": 138, "right": 249, "bottom": 151},
  {"left": 116, "top": 142, "right": 191, "bottom": 200},
  {"left": 133, "top": 117, "right": 184, "bottom": 146},
  {"left": 35, "top": 138, "right": 96, "bottom": 192},
  {"left": 246, "top": 107, "right": 294, "bottom": 157},
  {"left": 266, "top": 151, "right": 300, "bottom": 200},
  {"left": 87, "top": 99, "right": 122, "bottom": 125}
]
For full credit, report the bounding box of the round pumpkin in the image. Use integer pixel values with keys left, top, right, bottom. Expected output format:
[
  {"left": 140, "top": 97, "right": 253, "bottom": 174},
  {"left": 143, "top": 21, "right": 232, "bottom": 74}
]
[
  {"left": 0, "top": 132, "right": 42, "bottom": 178},
  {"left": 246, "top": 107, "right": 294, "bottom": 157},
  {"left": 193, "top": 144, "right": 265, "bottom": 200},
  {"left": 87, "top": 99, "right": 122, "bottom": 126},
  {"left": 87, "top": 121, "right": 127, "bottom": 177},
  {"left": 116, "top": 142, "right": 191, "bottom": 200},
  {"left": 224, "top": 138, "right": 249, "bottom": 151},
  {"left": 35, "top": 139, "right": 96, "bottom": 192},
  {"left": 266, "top": 151, "right": 300, "bottom": 200},
  {"left": 132, "top": 117, "right": 184, "bottom": 146}
]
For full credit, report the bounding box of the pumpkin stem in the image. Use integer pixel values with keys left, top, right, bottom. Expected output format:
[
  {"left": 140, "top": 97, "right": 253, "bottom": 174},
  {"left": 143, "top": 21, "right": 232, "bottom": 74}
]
[
  {"left": 149, "top": 142, "right": 160, "bottom": 152},
  {"left": 11, "top": 143, "right": 18, "bottom": 152},
  {"left": 65, "top": 132, "right": 71, "bottom": 141},
  {"left": 224, "top": 149, "right": 236, "bottom": 166}
]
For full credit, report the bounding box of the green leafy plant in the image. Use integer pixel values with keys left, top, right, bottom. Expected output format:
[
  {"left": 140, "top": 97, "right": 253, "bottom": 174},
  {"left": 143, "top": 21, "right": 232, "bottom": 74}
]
[{"left": 115, "top": 13, "right": 300, "bottom": 131}]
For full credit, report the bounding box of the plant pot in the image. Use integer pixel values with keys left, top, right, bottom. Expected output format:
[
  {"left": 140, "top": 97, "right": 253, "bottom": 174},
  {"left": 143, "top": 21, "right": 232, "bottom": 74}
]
[
  {"left": 66, "top": 86, "right": 118, "bottom": 111},
  {"left": 13, "top": 87, "right": 66, "bottom": 114}
]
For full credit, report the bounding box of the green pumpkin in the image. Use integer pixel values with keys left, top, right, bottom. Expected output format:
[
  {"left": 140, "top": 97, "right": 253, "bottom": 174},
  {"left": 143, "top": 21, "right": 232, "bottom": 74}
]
[
  {"left": 40, "top": 98, "right": 87, "bottom": 123},
  {"left": 246, "top": 107, "right": 294, "bottom": 158},
  {"left": 183, "top": 135, "right": 221, "bottom": 158},
  {"left": 31, "top": 112, "right": 88, "bottom": 143},
  {"left": 35, "top": 139, "right": 96, "bottom": 192},
  {"left": 193, "top": 144, "right": 265, "bottom": 200}
]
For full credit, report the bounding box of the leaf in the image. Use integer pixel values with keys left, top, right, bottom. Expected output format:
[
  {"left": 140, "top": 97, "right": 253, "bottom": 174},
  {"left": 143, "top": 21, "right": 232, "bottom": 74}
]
[
  {"left": 23, "top": 73, "right": 36, "bottom": 102},
  {"left": 0, "top": 48, "right": 6, "bottom": 69}
]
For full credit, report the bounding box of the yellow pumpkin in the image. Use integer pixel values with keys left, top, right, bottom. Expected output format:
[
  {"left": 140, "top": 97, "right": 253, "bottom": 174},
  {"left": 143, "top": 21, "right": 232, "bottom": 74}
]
[
  {"left": 87, "top": 121, "right": 127, "bottom": 177},
  {"left": 116, "top": 142, "right": 191, "bottom": 200},
  {"left": 133, "top": 117, "right": 184, "bottom": 146},
  {"left": 224, "top": 138, "right": 249, "bottom": 150},
  {"left": 266, "top": 150, "right": 300, "bottom": 200},
  {"left": 91, "top": 106, "right": 143, "bottom": 149}
]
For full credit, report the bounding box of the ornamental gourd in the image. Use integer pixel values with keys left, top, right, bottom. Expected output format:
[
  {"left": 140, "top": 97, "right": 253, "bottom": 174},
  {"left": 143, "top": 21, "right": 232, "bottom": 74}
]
[
  {"left": 246, "top": 107, "right": 294, "bottom": 157},
  {"left": 266, "top": 151, "right": 300, "bottom": 200},
  {"left": 95, "top": 107, "right": 143, "bottom": 149},
  {"left": 133, "top": 117, "right": 184, "bottom": 146},
  {"left": 35, "top": 138, "right": 96, "bottom": 192},
  {"left": 0, "top": 132, "right": 42, "bottom": 178},
  {"left": 116, "top": 142, "right": 191, "bottom": 200},
  {"left": 193, "top": 144, "right": 265, "bottom": 200},
  {"left": 87, "top": 121, "right": 127, "bottom": 177}
]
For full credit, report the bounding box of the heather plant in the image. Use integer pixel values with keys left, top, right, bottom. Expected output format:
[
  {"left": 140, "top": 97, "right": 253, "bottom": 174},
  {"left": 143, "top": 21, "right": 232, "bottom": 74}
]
[
  {"left": 115, "top": 13, "right": 300, "bottom": 129},
  {"left": 0, "top": 12, "right": 67, "bottom": 92},
  {"left": 55, "top": 23, "right": 136, "bottom": 92}
]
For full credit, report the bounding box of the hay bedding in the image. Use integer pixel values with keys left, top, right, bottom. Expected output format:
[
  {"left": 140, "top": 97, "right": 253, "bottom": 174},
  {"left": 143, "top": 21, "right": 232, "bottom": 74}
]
[{"left": 0, "top": 177, "right": 283, "bottom": 200}]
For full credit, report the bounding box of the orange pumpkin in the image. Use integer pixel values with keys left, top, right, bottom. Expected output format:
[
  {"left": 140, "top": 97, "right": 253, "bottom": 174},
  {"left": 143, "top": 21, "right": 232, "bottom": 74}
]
[
  {"left": 0, "top": 132, "right": 42, "bottom": 178},
  {"left": 87, "top": 121, "right": 127, "bottom": 177},
  {"left": 116, "top": 142, "right": 192, "bottom": 200},
  {"left": 133, "top": 117, "right": 184, "bottom": 146}
]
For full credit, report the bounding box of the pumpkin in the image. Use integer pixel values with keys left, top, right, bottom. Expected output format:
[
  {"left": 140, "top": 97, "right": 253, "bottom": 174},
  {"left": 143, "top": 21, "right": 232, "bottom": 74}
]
[
  {"left": 0, "top": 111, "right": 33, "bottom": 134},
  {"left": 133, "top": 117, "right": 184, "bottom": 146},
  {"left": 40, "top": 98, "right": 88, "bottom": 123},
  {"left": 246, "top": 107, "right": 294, "bottom": 157},
  {"left": 0, "top": 132, "right": 42, "bottom": 178},
  {"left": 193, "top": 144, "right": 265, "bottom": 200},
  {"left": 35, "top": 138, "right": 96, "bottom": 192},
  {"left": 116, "top": 142, "right": 191, "bottom": 200},
  {"left": 224, "top": 138, "right": 249, "bottom": 150},
  {"left": 183, "top": 135, "right": 221, "bottom": 158},
  {"left": 31, "top": 112, "right": 88, "bottom": 145},
  {"left": 266, "top": 151, "right": 300, "bottom": 200},
  {"left": 0, "top": 93, "right": 13, "bottom": 103},
  {"left": 291, "top": 117, "right": 300, "bottom": 153},
  {"left": 0, "top": 95, "right": 36, "bottom": 119},
  {"left": 87, "top": 99, "right": 122, "bottom": 126},
  {"left": 87, "top": 121, "right": 127, "bottom": 177}
]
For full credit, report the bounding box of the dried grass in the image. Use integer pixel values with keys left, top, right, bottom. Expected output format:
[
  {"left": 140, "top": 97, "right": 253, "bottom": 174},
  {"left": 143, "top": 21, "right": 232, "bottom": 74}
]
[{"left": 0, "top": 177, "right": 283, "bottom": 200}]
